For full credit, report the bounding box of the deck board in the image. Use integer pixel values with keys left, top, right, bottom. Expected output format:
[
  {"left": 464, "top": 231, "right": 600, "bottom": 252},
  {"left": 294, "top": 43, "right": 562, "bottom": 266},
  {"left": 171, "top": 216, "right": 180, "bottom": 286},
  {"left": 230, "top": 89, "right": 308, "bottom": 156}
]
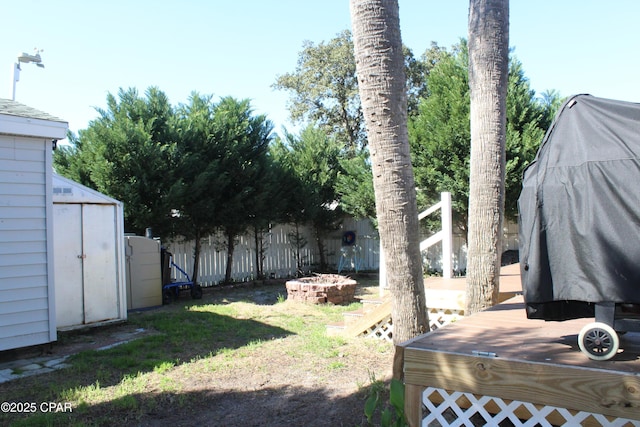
[{"left": 403, "top": 264, "right": 640, "bottom": 422}]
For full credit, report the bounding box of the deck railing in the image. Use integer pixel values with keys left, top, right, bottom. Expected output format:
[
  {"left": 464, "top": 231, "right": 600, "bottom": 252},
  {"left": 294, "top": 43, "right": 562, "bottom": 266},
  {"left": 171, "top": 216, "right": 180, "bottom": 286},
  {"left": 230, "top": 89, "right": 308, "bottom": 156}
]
[{"left": 379, "top": 192, "right": 453, "bottom": 294}]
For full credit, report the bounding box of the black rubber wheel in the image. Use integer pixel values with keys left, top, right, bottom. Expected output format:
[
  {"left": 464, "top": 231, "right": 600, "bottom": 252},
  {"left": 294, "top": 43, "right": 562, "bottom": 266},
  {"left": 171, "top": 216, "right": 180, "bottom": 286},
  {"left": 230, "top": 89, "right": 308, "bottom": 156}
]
[
  {"left": 578, "top": 322, "right": 619, "bottom": 361},
  {"left": 191, "top": 284, "right": 203, "bottom": 299}
]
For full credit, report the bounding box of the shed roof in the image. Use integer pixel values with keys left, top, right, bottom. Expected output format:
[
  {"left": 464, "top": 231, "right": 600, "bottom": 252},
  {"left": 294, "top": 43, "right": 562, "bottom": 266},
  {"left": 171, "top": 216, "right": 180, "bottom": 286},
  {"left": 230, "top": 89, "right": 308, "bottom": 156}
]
[
  {"left": 53, "top": 173, "right": 122, "bottom": 205},
  {"left": 0, "top": 98, "right": 68, "bottom": 139}
]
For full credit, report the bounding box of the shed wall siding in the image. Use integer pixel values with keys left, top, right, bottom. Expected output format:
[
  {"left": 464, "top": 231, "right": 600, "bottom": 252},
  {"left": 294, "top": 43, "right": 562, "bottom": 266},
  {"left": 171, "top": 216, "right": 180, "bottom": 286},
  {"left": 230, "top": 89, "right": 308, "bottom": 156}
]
[{"left": 0, "top": 134, "right": 54, "bottom": 351}]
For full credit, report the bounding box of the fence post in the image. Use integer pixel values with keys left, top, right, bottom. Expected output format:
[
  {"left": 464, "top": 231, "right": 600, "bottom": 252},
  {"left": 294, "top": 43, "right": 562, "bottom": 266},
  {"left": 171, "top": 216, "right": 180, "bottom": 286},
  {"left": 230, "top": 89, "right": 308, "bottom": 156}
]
[{"left": 441, "top": 192, "right": 453, "bottom": 279}]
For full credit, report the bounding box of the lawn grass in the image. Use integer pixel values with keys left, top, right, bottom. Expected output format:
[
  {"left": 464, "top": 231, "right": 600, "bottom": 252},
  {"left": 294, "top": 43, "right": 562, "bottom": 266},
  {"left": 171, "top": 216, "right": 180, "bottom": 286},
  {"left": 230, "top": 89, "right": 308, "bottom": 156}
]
[{"left": 0, "top": 277, "right": 391, "bottom": 426}]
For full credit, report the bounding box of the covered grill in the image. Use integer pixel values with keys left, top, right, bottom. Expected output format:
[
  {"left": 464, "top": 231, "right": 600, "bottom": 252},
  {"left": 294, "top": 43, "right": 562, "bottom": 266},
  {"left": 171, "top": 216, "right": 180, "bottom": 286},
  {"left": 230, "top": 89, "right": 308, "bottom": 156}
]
[{"left": 518, "top": 94, "right": 640, "bottom": 360}]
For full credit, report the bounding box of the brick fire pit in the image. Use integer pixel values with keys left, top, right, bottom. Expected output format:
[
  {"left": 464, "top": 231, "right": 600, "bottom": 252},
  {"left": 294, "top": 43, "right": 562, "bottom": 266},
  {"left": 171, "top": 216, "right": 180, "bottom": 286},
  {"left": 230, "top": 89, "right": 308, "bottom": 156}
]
[{"left": 285, "top": 274, "right": 357, "bottom": 304}]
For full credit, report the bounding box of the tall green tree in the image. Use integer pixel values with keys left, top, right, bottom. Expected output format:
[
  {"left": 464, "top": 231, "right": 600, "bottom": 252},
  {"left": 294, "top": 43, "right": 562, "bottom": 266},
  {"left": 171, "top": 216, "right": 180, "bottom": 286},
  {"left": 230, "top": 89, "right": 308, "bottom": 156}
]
[
  {"left": 53, "top": 131, "right": 99, "bottom": 188},
  {"left": 169, "top": 93, "right": 226, "bottom": 283},
  {"left": 466, "top": 0, "right": 510, "bottom": 315},
  {"left": 273, "top": 30, "right": 363, "bottom": 153},
  {"left": 247, "top": 153, "right": 290, "bottom": 280},
  {"left": 274, "top": 30, "right": 431, "bottom": 154},
  {"left": 335, "top": 151, "right": 376, "bottom": 224},
  {"left": 54, "top": 87, "right": 175, "bottom": 237},
  {"left": 351, "top": 0, "right": 429, "bottom": 380},
  {"left": 410, "top": 43, "right": 471, "bottom": 236},
  {"left": 272, "top": 125, "right": 344, "bottom": 271},
  {"left": 170, "top": 95, "right": 273, "bottom": 284},
  {"left": 211, "top": 97, "right": 274, "bottom": 283},
  {"left": 409, "top": 41, "right": 558, "bottom": 239}
]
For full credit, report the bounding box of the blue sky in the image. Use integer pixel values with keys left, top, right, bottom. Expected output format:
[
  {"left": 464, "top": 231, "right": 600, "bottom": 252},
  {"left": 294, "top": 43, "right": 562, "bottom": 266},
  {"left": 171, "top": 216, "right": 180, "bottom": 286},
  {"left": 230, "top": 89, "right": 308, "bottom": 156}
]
[{"left": 3, "top": 1, "right": 640, "bottom": 139}]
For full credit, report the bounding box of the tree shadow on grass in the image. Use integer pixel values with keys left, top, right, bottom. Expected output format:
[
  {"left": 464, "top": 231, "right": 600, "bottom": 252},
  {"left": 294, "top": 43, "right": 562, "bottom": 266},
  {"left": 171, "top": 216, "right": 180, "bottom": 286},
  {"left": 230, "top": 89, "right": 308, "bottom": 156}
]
[
  {"left": 4, "top": 383, "right": 383, "bottom": 427},
  {"left": 201, "top": 281, "right": 287, "bottom": 306},
  {"left": 0, "top": 310, "right": 294, "bottom": 419}
]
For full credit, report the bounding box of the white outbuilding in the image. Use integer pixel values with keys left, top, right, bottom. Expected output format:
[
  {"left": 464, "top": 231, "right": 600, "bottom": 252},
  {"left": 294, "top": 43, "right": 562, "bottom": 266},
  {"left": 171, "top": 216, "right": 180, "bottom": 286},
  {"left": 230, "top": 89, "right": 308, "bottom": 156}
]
[
  {"left": 52, "top": 174, "right": 127, "bottom": 329},
  {"left": 0, "top": 99, "right": 67, "bottom": 351}
]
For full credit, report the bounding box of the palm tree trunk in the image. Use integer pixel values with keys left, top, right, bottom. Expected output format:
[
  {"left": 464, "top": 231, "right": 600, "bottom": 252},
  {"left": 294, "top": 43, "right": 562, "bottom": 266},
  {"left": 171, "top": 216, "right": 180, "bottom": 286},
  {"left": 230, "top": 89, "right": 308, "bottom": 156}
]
[
  {"left": 350, "top": 0, "right": 429, "bottom": 379},
  {"left": 466, "top": 0, "right": 509, "bottom": 315}
]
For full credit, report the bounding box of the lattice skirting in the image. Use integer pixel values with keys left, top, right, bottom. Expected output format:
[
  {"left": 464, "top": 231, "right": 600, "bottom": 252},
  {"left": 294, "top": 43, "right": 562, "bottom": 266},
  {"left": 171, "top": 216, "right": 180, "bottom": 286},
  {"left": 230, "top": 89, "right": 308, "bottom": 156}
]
[
  {"left": 361, "top": 309, "right": 464, "bottom": 342},
  {"left": 364, "top": 315, "right": 393, "bottom": 342},
  {"left": 428, "top": 308, "right": 463, "bottom": 331},
  {"left": 422, "top": 386, "right": 640, "bottom": 427}
]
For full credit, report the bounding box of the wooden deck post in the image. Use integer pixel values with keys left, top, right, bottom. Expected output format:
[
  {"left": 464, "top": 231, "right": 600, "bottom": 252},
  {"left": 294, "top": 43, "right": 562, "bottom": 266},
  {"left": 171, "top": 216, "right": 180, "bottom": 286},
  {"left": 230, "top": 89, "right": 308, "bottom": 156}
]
[{"left": 404, "top": 383, "right": 423, "bottom": 427}]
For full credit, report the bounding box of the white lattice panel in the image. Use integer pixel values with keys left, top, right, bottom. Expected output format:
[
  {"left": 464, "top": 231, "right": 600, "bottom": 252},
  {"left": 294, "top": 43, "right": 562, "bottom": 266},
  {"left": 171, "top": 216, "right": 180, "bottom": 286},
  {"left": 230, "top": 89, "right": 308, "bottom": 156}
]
[
  {"left": 361, "top": 308, "right": 462, "bottom": 341},
  {"left": 428, "top": 308, "right": 463, "bottom": 331},
  {"left": 364, "top": 315, "right": 393, "bottom": 342},
  {"left": 422, "top": 386, "right": 640, "bottom": 427}
]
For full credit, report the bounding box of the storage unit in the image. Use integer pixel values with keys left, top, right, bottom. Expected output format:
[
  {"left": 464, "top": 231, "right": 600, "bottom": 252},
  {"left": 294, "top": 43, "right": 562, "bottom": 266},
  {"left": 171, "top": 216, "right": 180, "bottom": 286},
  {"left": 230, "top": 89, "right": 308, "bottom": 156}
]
[
  {"left": 125, "top": 235, "right": 162, "bottom": 310},
  {"left": 0, "top": 98, "right": 67, "bottom": 351},
  {"left": 52, "top": 174, "right": 127, "bottom": 329}
]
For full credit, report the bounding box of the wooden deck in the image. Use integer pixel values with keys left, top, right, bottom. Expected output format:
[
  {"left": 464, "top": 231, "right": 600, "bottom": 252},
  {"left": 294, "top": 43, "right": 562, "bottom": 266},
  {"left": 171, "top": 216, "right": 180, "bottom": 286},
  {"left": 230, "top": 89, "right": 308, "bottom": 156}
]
[
  {"left": 402, "top": 264, "right": 640, "bottom": 426},
  {"left": 423, "top": 262, "right": 523, "bottom": 308}
]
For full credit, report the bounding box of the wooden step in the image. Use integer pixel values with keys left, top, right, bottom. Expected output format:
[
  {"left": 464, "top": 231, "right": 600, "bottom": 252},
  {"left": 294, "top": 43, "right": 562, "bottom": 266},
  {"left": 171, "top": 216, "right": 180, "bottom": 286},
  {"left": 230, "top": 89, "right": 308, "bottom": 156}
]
[
  {"left": 325, "top": 298, "right": 393, "bottom": 337},
  {"left": 327, "top": 269, "right": 523, "bottom": 339},
  {"left": 342, "top": 309, "right": 364, "bottom": 326},
  {"left": 326, "top": 322, "right": 345, "bottom": 337},
  {"left": 360, "top": 297, "right": 387, "bottom": 314},
  {"left": 343, "top": 298, "right": 392, "bottom": 337}
]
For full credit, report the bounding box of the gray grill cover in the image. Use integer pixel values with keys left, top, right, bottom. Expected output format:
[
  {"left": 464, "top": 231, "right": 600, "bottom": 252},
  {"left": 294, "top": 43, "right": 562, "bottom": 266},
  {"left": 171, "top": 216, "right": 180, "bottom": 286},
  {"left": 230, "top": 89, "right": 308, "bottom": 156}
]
[{"left": 518, "top": 94, "right": 640, "bottom": 321}]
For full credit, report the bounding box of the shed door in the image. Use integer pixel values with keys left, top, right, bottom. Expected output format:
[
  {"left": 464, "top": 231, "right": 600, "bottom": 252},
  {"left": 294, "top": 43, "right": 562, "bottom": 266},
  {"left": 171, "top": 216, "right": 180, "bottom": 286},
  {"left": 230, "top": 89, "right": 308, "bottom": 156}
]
[
  {"left": 54, "top": 204, "right": 84, "bottom": 327},
  {"left": 82, "top": 204, "right": 118, "bottom": 323},
  {"left": 54, "top": 204, "right": 119, "bottom": 327}
]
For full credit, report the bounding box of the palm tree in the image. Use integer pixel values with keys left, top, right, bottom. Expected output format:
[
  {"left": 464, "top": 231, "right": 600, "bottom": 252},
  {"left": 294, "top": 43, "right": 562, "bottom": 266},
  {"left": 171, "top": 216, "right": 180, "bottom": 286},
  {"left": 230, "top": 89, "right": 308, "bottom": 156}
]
[
  {"left": 350, "top": 0, "right": 428, "bottom": 379},
  {"left": 465, "top": 0, "right": 510, "bottom": 315}
]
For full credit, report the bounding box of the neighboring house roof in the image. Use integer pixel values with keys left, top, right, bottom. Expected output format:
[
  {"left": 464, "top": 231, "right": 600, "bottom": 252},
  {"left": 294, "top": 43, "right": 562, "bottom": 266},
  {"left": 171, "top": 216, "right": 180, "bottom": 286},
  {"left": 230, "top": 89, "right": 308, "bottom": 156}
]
[{"left": 0, "top": 97, "right": 68, "bottom": 139}]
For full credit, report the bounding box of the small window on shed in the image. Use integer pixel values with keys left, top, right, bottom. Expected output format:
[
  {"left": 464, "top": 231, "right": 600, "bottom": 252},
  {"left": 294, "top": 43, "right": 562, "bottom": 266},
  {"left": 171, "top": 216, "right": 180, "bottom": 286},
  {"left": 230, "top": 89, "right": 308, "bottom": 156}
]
[{"left": 53, "top": 186, "right": 73, "bottom": 195}]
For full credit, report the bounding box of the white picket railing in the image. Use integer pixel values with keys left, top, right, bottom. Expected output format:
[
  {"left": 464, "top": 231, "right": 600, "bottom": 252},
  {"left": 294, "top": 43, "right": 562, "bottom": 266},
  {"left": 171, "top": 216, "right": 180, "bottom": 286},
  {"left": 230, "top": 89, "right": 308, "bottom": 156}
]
[{"left": 379, "top": 192, "right": 453, "bottom": 294}]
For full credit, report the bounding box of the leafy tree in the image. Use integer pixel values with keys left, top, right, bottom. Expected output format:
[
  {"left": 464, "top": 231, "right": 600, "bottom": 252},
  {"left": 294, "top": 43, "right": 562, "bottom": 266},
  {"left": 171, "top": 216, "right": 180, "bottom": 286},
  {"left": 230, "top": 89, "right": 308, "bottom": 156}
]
[
  {"left": 271, "top": 125, "right": 344, "bottom": 271},
  {"left": 53, "top": 131, "right": 99, "bottom": 188},
  {"left": 269, "top": 138, "right": 313, "bottom": 275},
  {"left": 247, "top": 154, "right": 290, "bottom": 280},
  {"left": 170, "top": 95, "right": 273, "bottom": 284},
  {"left": 406, "top": 41, "right": 448, "bottom": 115},
  {"left": 273, "top": 30, "right": 364, "bottom": 153},
  {"left": 409, "top": 44, "right": 471, "bottom": 236},
  {"left": 351, "top": 0, "right": 429, "bottom": 380},
  {"left": 54, "top": 87, "right": 175, "bottom": 237},
  {"left": 168, "top": 93, "right": 227, "bottom": 283},
  {"left": 335, "top": 151, "right": 376, "bottom": 225},
  {"left": 210, "top": 97, "right": 274, "bottom": 283},
  {"left": 409, "top": 40, "right": 558, "bottom": 239},
  {"left": 274, "top": 30, "right": 431, "bottom": 154}
]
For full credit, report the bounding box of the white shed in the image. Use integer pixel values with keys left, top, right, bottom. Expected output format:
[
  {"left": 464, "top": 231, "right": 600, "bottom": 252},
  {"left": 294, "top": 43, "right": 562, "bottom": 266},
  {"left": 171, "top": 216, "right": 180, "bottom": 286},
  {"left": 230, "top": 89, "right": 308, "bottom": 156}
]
[
  {"left": 0, "top": 98, "right": 67, "bottom": 351},
  {"left": 52, "top": 174, "right": 127, "bottom": 329}
]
